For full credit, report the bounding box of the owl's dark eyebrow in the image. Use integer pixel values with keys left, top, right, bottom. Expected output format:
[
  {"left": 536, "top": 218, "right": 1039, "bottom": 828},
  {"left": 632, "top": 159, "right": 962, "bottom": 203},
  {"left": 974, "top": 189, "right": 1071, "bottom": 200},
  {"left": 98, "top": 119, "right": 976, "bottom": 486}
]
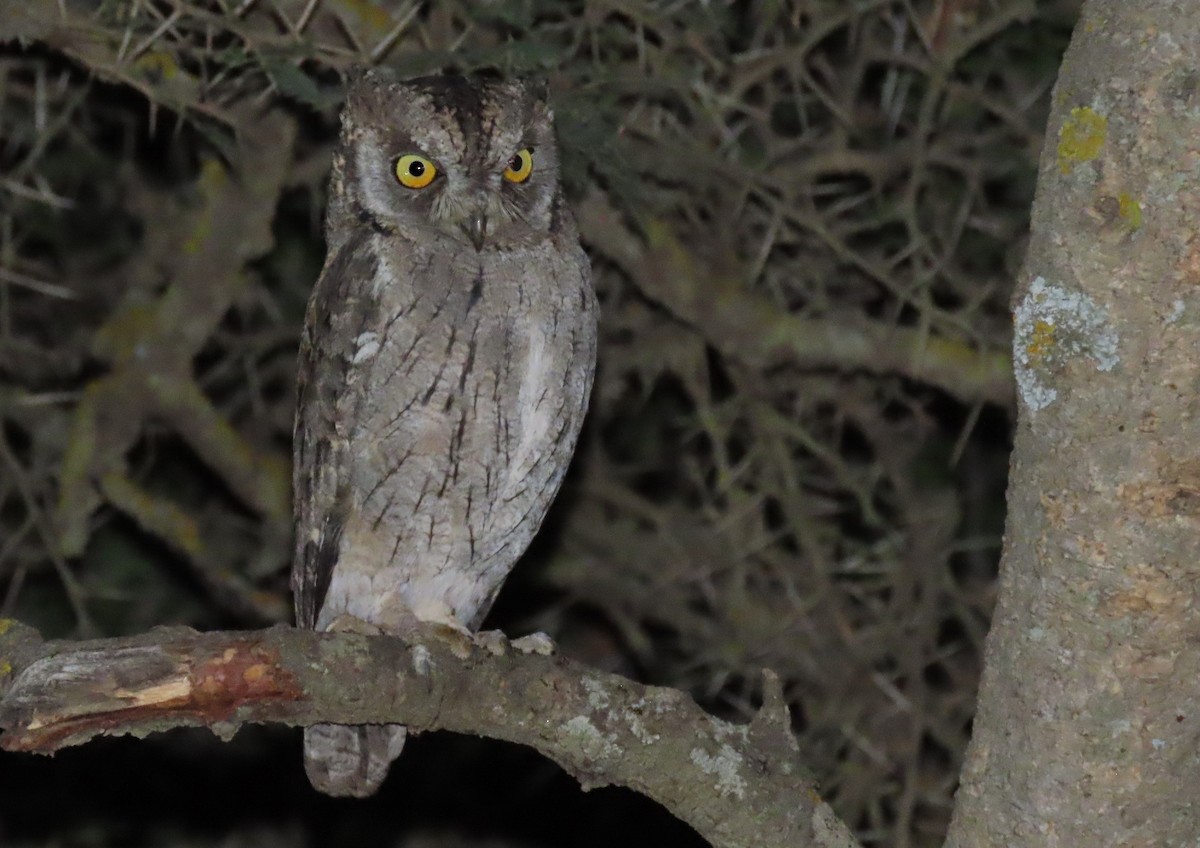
[
  {"left": 417, "top": 79, "right": 487, "bottom": 145},
  {"left": 499, "top": 146, "right": 536, "bottom": 174},
  {"left": 386, "top": 132, "right": 429, "bottom": 158},
  {"left": 417, "top": 76, "right": 486, "bottom": 119}
]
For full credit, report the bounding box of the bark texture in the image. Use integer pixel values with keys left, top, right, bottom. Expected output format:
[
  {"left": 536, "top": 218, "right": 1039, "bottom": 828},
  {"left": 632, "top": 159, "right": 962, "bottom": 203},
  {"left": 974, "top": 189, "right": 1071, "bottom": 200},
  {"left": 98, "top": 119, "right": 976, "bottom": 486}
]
[
  {"left": 946, "top": 1, "right": 1200, "bottom": 844},
  {"left": 0, "top": 619, "right": 861, "bottom": 848}
]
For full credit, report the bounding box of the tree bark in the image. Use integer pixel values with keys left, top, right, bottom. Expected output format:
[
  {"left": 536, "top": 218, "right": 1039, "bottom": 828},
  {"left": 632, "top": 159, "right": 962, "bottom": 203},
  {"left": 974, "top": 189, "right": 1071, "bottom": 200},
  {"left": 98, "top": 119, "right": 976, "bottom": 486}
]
[
  {"left": 0, "top": 619, "right": 861, "bottom": 848},
  {"left": 945, "top": 1, "right": 1200, "bottom": 843}
]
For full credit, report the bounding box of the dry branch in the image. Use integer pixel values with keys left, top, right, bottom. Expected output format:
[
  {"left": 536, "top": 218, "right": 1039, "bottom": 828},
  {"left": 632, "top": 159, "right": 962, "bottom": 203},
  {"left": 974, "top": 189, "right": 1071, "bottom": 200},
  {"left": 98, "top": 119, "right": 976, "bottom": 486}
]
[
  {"left": 577, "top": 192, "right": 1014, "bottom": 408},
  {"left": 0, "top": 618, "right": 860, "bottom": 848},
  {"left": 2, "top": 1, "right": 1055, "bottom": 842}
]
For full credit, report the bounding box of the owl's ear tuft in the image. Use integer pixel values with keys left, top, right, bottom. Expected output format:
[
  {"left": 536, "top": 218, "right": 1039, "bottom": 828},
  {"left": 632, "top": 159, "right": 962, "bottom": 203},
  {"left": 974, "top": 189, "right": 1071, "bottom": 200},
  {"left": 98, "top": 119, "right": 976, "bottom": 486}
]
[
  {"left": 341, "top": 66, "right": 379, "bottom": 113},
  {"left": 467, "top": 66, "right": 505, "bottom": 83},
  {"left": 341, "top": 64, "right": 369, "bottom": 84},
  {"left": 343, "top": 66, "right": 405, "bottom": 105},
  {"left": 358, "top": 65, "right": 402, "bottom": 85},
  {"left": 528, "top": 78, "right": 550, "bottom": 104},
  {"left": 343, "top": 64, "right": 381, "bottom": 96}
]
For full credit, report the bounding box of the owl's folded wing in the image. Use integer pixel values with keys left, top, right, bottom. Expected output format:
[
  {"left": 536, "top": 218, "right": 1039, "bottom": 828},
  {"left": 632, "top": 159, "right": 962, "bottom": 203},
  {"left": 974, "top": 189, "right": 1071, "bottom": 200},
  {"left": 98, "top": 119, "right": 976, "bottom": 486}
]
[{"left": 291, "top": 229, "right": 381, "bottom": 630}]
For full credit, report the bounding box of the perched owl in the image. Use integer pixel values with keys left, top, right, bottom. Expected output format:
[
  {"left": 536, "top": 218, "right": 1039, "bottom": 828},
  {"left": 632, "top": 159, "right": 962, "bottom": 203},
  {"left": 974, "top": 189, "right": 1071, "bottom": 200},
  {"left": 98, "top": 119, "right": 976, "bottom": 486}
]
[{"left": 292, "top": 69, "right": 598, "bottom": 797}]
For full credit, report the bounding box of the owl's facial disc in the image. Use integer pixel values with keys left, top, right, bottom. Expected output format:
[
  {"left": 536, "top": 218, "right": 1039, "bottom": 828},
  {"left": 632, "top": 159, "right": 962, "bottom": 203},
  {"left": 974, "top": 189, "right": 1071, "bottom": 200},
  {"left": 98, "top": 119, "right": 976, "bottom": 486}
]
[
  {"left": 380, "top": 148, "right": 490, "bottom": 249},
  {"left": 423, "top": 169, "right": 531, "bottom": 252},
  {"left": 344, "top": 73, "right": 557, "bottom": 250},
  {"left": 453, "top": 148, "right": 532, "bottom": 250}
]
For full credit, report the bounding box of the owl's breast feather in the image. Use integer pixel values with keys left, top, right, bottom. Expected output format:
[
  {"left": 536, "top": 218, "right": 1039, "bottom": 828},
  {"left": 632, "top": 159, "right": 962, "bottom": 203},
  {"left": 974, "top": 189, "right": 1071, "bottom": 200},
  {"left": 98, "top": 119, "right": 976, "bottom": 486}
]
[{"left": 504, "top": 326, "right": 553, "bottom": 479}]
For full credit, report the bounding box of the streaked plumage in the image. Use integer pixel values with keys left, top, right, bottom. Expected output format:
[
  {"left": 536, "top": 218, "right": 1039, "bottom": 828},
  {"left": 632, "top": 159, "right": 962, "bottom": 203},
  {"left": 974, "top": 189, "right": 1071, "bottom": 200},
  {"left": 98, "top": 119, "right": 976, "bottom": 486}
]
[{"left": 292, "top": 69, "right": 597, "bottom": 797}]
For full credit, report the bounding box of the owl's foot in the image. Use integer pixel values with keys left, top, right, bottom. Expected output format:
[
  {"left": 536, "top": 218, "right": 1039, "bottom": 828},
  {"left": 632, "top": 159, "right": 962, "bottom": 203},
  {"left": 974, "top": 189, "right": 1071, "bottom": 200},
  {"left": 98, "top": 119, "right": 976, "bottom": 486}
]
[
  {"left": 391, "top": 600, "right": 472, "bottom": 655},
  {"left": 324, "top": 613, "right": 386, "bottom": 635},
  {"left": 464, "top": 630, "right": 557, "bottom": 657},
  {"left": 407, "top": 599, "right": 467, "bottom": 632},
  {"left": 511, "top": 631, "right": 556, "bottom": 656},
  {"left": 473, "top": 629, "right": 509, "bottom": 655},
  {"left": 324, "top": 607, "right": 541, "bottom": 658},
  {"left": 432, "top": 627, "right": 526, "bottom": 659},
  {"left": 422, "top": 620, "right": 474, "bottom": 659}
]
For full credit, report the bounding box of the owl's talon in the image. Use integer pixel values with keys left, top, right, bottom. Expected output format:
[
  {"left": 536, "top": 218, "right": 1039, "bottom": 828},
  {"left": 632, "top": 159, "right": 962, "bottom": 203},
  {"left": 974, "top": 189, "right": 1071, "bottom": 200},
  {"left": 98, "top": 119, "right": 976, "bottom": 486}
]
[
  {"left": 511, "top": 631, "right": 556, "bottom": 656},
  {"left": 428, "top": 619, "right": 472, "bottom": 637},
  {"left": 428, "top": 620, "right": 474, "bottom": 659},
  {"left": 325, "top": 614, "right": 386, "bottom": 636},
  {"left": 473, "top": 629, "right": 510, "bottom": 656}
]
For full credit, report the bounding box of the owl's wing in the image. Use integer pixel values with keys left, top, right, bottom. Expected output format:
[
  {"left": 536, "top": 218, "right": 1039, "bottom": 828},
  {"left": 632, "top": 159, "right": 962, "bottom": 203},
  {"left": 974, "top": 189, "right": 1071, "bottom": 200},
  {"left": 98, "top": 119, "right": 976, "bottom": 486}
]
[{"left": 292, "top": 230, "right": 380, "bottom": 630}]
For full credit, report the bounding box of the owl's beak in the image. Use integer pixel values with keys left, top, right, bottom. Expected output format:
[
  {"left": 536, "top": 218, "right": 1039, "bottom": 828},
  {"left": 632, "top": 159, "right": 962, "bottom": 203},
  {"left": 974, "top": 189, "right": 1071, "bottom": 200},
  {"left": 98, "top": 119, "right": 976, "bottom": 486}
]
[{"left": 462, "top": 212, "right": 487, "bottom": 252}]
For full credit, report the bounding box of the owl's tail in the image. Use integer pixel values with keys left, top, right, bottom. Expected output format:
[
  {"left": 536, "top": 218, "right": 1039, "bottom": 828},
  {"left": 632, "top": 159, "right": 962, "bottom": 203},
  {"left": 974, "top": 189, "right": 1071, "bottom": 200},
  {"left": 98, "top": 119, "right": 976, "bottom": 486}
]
[{"left": 303, "top": 722, "right": 408, "bottom": 797}]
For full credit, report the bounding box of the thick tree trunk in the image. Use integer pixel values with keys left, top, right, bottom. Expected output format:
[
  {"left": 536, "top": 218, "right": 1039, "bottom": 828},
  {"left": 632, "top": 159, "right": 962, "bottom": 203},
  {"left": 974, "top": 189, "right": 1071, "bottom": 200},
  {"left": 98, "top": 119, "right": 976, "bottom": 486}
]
[{"left": 946, "top": 1, "right": 1200, "bottom": 843}]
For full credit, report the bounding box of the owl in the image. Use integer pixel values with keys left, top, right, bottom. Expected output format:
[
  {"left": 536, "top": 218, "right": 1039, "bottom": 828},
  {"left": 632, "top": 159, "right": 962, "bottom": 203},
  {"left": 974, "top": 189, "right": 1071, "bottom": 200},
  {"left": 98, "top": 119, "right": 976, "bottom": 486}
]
[{"left": 292, "top": 69, "right": 598, "bottom": 797}]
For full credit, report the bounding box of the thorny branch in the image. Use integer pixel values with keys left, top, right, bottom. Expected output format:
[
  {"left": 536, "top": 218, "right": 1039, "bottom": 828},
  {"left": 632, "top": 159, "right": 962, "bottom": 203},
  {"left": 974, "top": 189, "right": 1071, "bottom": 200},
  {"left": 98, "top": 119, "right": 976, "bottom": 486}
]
[
  {"left": 0, "top": 618, "right": 861, "bottom": 848},
  {"left": 1, "top": 0, "right": 1053, "bottom": 841},
  {"left": 577, "top": 192, "right": 1014, "bottom": 408}
]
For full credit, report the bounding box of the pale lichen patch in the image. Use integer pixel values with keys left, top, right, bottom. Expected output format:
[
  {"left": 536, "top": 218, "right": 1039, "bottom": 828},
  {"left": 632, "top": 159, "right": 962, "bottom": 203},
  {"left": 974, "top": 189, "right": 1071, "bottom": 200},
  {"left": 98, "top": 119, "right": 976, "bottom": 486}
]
[
  {"left": 582, "top": 676, "right": 609, "bottom": 711},
  {"left": 1166, "top": 299, "right": 1185, "bottom": 324},
  {"left": 623, "top": 707, "right": 659, "bottom": 744},
  {"left": 708, "top": 715, "right": 749, "bottom": 742},
  {"left": 562, "top": 715, "right": 619, "bottom": 760},
  {"left": 690, "top": 743, "right": 747, "bottom": 799},
  {"left": 622, "top": 697, "right": 661, "bottom": 744},
  {"left": 635, "top": 688, "right": 686, "bottom": 719},
  {"left": 1013, "top": 276, "right": 1120, "bottom": 411}
]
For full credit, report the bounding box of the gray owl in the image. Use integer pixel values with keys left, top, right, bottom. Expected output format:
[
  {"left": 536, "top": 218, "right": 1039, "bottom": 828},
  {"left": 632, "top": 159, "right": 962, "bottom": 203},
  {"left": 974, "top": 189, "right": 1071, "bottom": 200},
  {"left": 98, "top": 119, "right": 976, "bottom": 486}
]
[{"left": 292, "top": 69, "right": 598, "bottom": 797}]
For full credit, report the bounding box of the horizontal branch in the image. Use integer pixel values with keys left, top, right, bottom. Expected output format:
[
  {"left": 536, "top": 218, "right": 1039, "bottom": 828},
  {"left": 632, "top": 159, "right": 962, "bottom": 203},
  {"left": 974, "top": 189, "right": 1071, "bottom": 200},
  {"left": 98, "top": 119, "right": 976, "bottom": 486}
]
[{"left": 0, "top": 619, "right": 859, "bottom": 848}]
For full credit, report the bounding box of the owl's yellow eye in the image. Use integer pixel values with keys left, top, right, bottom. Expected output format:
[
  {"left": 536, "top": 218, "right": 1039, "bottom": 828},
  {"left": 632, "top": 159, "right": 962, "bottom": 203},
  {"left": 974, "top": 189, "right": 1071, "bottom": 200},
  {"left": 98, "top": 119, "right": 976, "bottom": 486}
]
[
  {"left": 395, "top": 154, "right": 437, "bottom": 189},
  {"left": 503, "top": 148, "right": 533, "bottom": 184}
]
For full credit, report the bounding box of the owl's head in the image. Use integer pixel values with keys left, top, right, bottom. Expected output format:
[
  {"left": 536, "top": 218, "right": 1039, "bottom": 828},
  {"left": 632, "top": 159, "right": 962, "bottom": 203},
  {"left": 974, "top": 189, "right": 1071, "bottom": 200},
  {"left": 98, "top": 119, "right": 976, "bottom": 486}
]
[{"left": 330, "top": 69, "right": 562, "bottom": 253}]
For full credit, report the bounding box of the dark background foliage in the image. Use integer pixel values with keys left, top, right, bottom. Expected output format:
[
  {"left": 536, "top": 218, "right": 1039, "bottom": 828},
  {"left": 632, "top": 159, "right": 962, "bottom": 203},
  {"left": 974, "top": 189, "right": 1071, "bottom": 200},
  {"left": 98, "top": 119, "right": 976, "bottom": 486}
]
[{"left": 0, "top": 1, "right": 1076, "bottom": 845}]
